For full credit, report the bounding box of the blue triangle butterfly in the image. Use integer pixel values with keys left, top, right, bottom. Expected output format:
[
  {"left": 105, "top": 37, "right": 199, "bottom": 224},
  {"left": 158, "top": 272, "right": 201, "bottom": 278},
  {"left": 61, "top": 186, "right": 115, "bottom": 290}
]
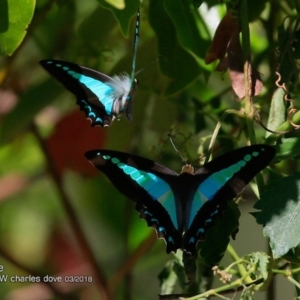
[
  {"left": 40, "top": 9, "right": 140, "bottom": 127},
  {"left": 85, "top": 145, "right": 275, "bottom": 255}
]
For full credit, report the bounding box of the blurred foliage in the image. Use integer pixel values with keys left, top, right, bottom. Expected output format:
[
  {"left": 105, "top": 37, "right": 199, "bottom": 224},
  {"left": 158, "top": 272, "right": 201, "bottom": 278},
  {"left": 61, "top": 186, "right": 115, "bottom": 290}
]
[{"left": 1, "top": 0, "right": 300, "bottom": 300}]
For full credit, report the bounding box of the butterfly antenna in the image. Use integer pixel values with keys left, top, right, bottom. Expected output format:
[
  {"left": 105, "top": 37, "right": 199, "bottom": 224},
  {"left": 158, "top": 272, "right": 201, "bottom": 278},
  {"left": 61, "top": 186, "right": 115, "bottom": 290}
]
[
  {"left": 130, "top": 8, "right": 140, "bottom": 85},
  {"left": 135, "top": 56, "right": 160, "bottom": 76},
  {"left": 167, "top": 134, "right": 186, "bottom": 163},
  {"left": 201, "top": 144, "right": 222, "bottom": 165}
]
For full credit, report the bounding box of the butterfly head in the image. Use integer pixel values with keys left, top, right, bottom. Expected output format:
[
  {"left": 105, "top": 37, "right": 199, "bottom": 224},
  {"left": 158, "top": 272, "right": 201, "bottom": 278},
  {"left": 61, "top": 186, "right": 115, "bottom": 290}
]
[{"left": 180, "top": 164, "right": 194, "bottom": 175}]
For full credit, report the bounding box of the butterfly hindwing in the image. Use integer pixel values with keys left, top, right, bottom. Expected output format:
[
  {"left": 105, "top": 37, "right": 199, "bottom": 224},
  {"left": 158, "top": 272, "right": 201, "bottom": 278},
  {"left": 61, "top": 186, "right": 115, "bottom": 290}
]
[
  {"left": 183, "top": 144, "right": 276, "bottom": 254},
  {"left": 85, "top": 150, "right": 183, "bottom": 253}
]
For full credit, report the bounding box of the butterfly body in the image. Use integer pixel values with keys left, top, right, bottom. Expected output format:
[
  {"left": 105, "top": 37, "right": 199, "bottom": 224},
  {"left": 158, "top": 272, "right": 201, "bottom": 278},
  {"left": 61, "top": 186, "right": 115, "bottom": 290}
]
[
  {"left": 40, "top": 10, "right": 140, "bottom": 127},
  {"left": 85, "top": 145, "right": 275, "bottom": 254}
]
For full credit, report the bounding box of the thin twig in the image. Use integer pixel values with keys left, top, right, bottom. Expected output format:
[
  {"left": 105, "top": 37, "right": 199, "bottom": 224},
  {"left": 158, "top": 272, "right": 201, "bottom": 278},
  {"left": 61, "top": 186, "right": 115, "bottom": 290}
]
[{"left": 30, "top": 123, "right": 110, "bottom": 300}]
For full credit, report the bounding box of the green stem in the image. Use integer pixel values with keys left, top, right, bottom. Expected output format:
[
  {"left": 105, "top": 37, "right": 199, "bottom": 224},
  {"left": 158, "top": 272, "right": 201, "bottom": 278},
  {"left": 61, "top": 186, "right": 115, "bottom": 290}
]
[
  {"left": 272, "top": 267, "right": 300, "bottom": 276},
  {"left": 226, "top": 244, "right": 252, "bottom": 283},
  {"left": 287, "top": 276, "right": 300, "bottom": 290},
  {"left": 206, "top": 109, "right": 245, "bottom": 164},
  {"left": 184, "top": 276, "right": 255, "bottom": 300},
  {"left": 239, "top": 0, "right": 255, "bottom": 143},
  {"left": 30, "top": 124, "right": 111, "bottom": 300},
  {"left": 239, "top": 0, "right": 268, "bottom": 195}
]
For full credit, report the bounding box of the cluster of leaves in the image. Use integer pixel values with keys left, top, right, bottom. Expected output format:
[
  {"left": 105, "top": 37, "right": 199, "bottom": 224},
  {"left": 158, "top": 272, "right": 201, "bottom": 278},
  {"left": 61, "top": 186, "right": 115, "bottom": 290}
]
[{"left": 1, "top": 0, "right": 300, "bottom": 300}]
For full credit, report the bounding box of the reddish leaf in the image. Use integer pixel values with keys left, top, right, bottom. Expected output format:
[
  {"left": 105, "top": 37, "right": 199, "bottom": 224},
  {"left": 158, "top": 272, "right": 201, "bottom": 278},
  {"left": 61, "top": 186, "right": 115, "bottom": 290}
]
[
  {"left": 46, "top": 110, "right": 106, "bottom": 176},
  {"left": 226, "top": 29, "right": 263, "bottom": 98},
  {"left": 205, "top": 12, "right": 239, "bottom": 64},
  {"left": 0, "top": 89, "right": 18, "bottom": 115},
  {"left": 210, "top": 25, "right": 263, "bottom": 99}
]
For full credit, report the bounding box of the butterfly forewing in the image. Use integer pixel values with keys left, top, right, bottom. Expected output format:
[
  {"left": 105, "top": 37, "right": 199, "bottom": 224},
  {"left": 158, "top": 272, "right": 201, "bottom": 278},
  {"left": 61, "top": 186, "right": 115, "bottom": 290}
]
[
  {"left": 40, "top": 60, "right": 117, "bottom": 126},
  {"left": 183, "top": 145, "right": 276, "bottom": 254},
  {"left": 85, "top": 150, "right": 183, "bottom": 253}
]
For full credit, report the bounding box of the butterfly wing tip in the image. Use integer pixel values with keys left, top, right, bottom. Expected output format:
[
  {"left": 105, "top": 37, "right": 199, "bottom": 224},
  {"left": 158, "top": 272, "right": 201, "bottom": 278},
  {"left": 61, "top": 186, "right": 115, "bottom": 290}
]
[
  {"left": 84, "top": 150, "right": 99, "bottom": 160},
  {"left": 39, "top": 60, "right": 46, "bottom": 67},
  {"left": 39, "top": 59, "right": 52, "bottom": 65},
  {"left": 84, "top": 151, "right": 92, "bottom": 159}
]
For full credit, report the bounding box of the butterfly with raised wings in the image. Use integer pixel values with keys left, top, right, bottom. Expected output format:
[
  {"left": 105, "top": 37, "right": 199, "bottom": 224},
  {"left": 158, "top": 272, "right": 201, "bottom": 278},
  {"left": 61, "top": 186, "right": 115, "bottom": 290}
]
[
  {"left": 40, "top": 9, "right": 140, "bottom": 127},
  {"left": 85, "top": 144, "right": 275, "bottom": 255}
]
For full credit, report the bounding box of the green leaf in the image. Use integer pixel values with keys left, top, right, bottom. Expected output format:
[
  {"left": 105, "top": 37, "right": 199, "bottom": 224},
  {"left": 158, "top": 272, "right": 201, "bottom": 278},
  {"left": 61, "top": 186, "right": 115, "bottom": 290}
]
[
  {"left": 34, "top": 1, "right": 76, "bottom": 59},
  {"left": 240, "top": 288, "right": 255, "bottom": 300},
  {"left": 0, "top": 79, "right": 63, "bottom": 144},
  {"left": 96, "top": 0, "right": 139, "bottom": 36},
  {"left": 104, "top": 0, "right": 125, "bottom": 10},
  {"left": 164, "top": 0, "right": 208, "bottom": 59},
  {"left": 293, "top": 30, "right": 300, "bottom": 59},
  {"left": 276, "top": 23, "right": 299, "bottom": 85},
  {"left": 283, "top": 249, "right": 300, "bottom": 264},
  {"left": 275, "top": 138, "right": 300, "bottom": 160},
  {"left": 149, "top": 0, "right": 201, "bottom": 95},
  {"left": 78, "top": 6, "right": 116, "bottom": 44},
  {"left": 254, "top": 173, "right": 300, "bottom": 258},
  {"left": 247, "top": 0, "right": 268, "bottom": 22},
  {"left": 158, "top": 261, "right": 178, "bottom": 294},
  {"left": 265, "top": 88, "right": 286, "bottom": 138},
  {"left": 246, "top": 252, "right": 270, "bottom": 280},
  {"left": 192, "top": 0, "right": 203, "bottom": 8},
  {"left": 0, "top": 0, "right": 35, "bottom": 56}
]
